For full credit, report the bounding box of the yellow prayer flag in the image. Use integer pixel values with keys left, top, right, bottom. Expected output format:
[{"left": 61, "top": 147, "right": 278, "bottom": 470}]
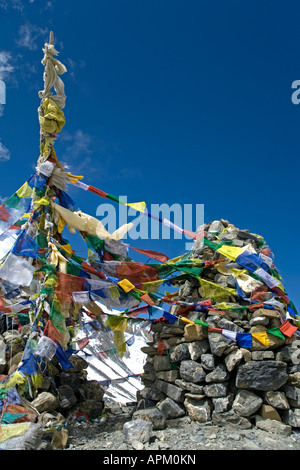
[
  {"left": 199, "top": 278, "right": 236, "bottom": 302},
  {"left": 39, "top": 98, "right": 66, "bottom": 134},
  {"left": 126, "top": 201, "right": 146, "bottom": 213},
  {"left": 0, "top": 422, "right": 31, "bottom": 444},
  {"left": 109, "top": 285, "right": 121, "bottom": 299},
  {"left": 165, "top": 290, "right": 179, "bottom": 298},
  {"left": 34, "top": 197, "right": 50, "bottom": 206},
  {"left": 106, "top": 315, "right": 128, "bottom": 332},
  {"left": 117, "top": 278, "right": 135, "bottom": 293},
  {"left": 61, "top": 243, "right": 73, "bottom": 255},
  {"left": 166, "top": 255, "right": 184, "bottom": 265},
  {"left": 16, "top": 182, "right": 33, "bottom": 198},
  {"left": 58, "top": 216, "right": 66, "bottom": 233},
  {"left": 216, "top": 245, "right": 248, "bottom": 261},
  {"left": 44, "top": 277, "right": 57, "bottom": 288},
  {"left": 180, "top": 317, "right": 195, "bottom": 324},
  {"left": 213, "top": 302, "right": 231, "bottom": 310},
  {"left": 141, "top": 280, "right": 165, "bottom": 293},
  {"left": 4, "top": 371, "right": 27, "bottom": 390},
  {"left": 252, "top": 331, "right": 270, "bottom": 346}
]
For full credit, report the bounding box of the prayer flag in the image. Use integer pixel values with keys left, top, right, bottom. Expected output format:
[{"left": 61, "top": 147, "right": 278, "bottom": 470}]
[
  {"left": 130, "top": 246, "right": 169, "bottom": 262},
  {"left": 0, "top": 204, "right": 11, "bottom": 222},
  {"left": 117, "top": 278, "right": 135, "bottom": 293},
  {"left": 236, "top": 332, "right": 252, "bottom": 348},
  {"left": 279, "top": 320, "right": 298, "bottom": 338},
  {"left": 252, "top": 331, "right": 270, "bottom": 346}
]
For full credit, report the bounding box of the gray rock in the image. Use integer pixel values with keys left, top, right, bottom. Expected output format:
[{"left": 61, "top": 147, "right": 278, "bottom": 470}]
[
  {"left": 212, "top": 395, "right": 233, "bottom": 413},
  {"left": 123, "top": 419, "right": 152, "bottom": 444},
  {"left": 155, "top": 379, "right": 185, "bottom": 402},
  {"left": 287, "top": 372, "right": 300, "bottom": 388},
  {"left": 66, "top": 355, "right": 88, "bottom": 372},
  {"left": 251, "top": 351, "right": 275, "bottom": 361},
  {"left": 236, "top": 361, "right": 288, "bottom": 391},
  {"left": 174, "top": 379, "right": 204, "bottom": 394},
  {"left": 169, "top": 343, "right": 191, "bottom": 363},
  {"left": 188, "top": 340, "right": 209, "bottom": 361},
  {"left": 179, "top": 360, "right": 206, "bottom": 383},
  {"left": 201, "top": 353, "right": 215, "bottom": 370},
  {"left": 205, "top": 364, "right": 229, "bottom": 383},
  {"left": 282, "top": 408, "right": 300, "bottom": 428},
  {"left": 280, "top": 345, "right": 298, "bottom": 363},
  {"left": 263, "top": 391, "right": 290, "bottom": 410},
  {"left": 139, "top": 386, "right": 166, "bottom": 402},
  {"left": 157, "top": 397, "right": 186, "bottom": 419},
  {"left": 283, "top": 384, "right": 300, "bottom": 407},
  {"left": 212, "top": 410, "right": 252, "bottom": 429},
  {"left": 153, "top": 355, "right": 172, "bottom": 371},
  {"left": 208, "top": 332, "right": 233, "bottom": 357},
  {"left": 58, "top": 385, "right": 77, "bottom": 410},
  {"left": 208, "top": 220, "right": 225, "bottom": 233},
  {"left": 79, "top": 399, "right": 103, "bottom": 420},
  {"left": 255, "top": 416, "right": 292, "bottom": 436},
  {"left": 226, "top": 274, "right": 237, "bottom": 288},
  {"left": 79, "top": 379, "right": 105, "bottom": 402},
  {"left": 224, "top": 349, "right": 243, "bottom": 372},
  {"left": 31, "top": 392, "right": 58, "bottom": 413},
  {"left": 184, "top": 397, "right": 212, "bottom": 423},
  {"left": 156, "top": 370, "right": 179, "bottom": 382},
  {"left": 203, "top": 382, "right": 228, "bottom": 398},
  {"left": 232, "top": 390, "right": 263, "bottom": 417},
  {"left": 132, "top": 407, "right": 166, "bottom": 430},
  {"left": 214, "top": 274, "right": 228, "bottom": 286},
  {"left": 249, "top": 316, "right": 269, "bottom": 327}
]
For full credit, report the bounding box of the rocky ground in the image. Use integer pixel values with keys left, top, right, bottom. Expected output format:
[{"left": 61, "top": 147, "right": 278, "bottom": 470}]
[{"left": 64, "top": 401, "right": 300, "bottom": 452}]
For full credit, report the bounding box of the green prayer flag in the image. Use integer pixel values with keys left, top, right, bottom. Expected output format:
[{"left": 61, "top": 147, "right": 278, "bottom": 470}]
[
  {"left": 195, "top": 319, "right": 209, "bottom": 328},
  {"left": 66, "top": 262, "right": 82, "bottom": 276},
  {"left": 203, "top": 238, "right": 222, "bottom": 251},
  {"left": 84, "top": 234, "right": 105, "bottom": 253},
  {"left": 267, "top": 327, "right": 285, "bottom": 340},
  {"left": 35, "top": 264, "right": 57, "bottom": 275},
  {"left": 106, "top": 193, "right": 120, "bottom": 204},
  {"left": 5, "top": 193, "right": 21, "bottom": 209},
  {"left": 50, "top": 299, "right": 68, "bottom": 333},
  {"left": 1, "top": 412, "right": 27, "bottom": 424},
  {"left": 35, "top": 231, "right": 48, "bottom": 248}
]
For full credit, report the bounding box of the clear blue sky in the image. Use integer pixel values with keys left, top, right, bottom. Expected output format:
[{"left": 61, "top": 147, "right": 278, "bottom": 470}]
[{"left": 0, "top": 0, "right": 300, "bottom": 309}]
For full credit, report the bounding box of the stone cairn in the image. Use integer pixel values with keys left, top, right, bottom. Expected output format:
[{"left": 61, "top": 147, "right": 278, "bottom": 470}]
[
  {"left": 134, "top": 219, "right": 300, "bottom": 436},
  {"left": 0, "top": 329, "right": 105, "bottom": 449}
]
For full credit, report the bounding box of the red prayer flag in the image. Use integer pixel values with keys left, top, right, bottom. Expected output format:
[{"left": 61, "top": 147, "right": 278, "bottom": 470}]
[
  {"left": 0, "top": 204, "right": 11, "bottom": 223},
  {"left": 43, "top": 320, "right": 60, "bottom": 344},
  {"left": 116, "top": 262, "right": 159, "bottom": 284},
  {"left": 127, "top": 306, "right": 149, "bottom": 318},
  {"left": 157, "top": 337, "right": 167, "bottom": 356},
  {"left": 182, "top": 229, "right": 198, "bottom": 240},
  {"left": 77, "top": 337, "right": 90, "bottom": 349},
  {"left": 279, "top": 320, "right": 298, "bottom": 338},
  {"left": 131, "top": 246, "right": 169, "bottom": 263},
  {"left": 80, "top": 262, "right": 106, "bottom": 279},
  {"left": 201, "top": 300, "right": 213, "bottom": 306},
  {"left": 208, "top": 326, "right": 223, "bottom": 333},
  {"left": 88, "top": 185, "right": 108, "bottom": 199},
  {"left": 56, "top": 271, "right": 85, "bottom": 304},
  {"left": 272, "top": 287, "right": 289, "bottom": 305},
  {"left": 177, "top": 305, "right": 195, "bottom": 317},
  {"left": 250, "top": 286, "right": 268, "bottom": 303},
  {"left": 0, "top": 296, "right": 11, "bottom": 313},
  {"left": 140, "top": 293, "right": 156, "bottom": 306}
]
